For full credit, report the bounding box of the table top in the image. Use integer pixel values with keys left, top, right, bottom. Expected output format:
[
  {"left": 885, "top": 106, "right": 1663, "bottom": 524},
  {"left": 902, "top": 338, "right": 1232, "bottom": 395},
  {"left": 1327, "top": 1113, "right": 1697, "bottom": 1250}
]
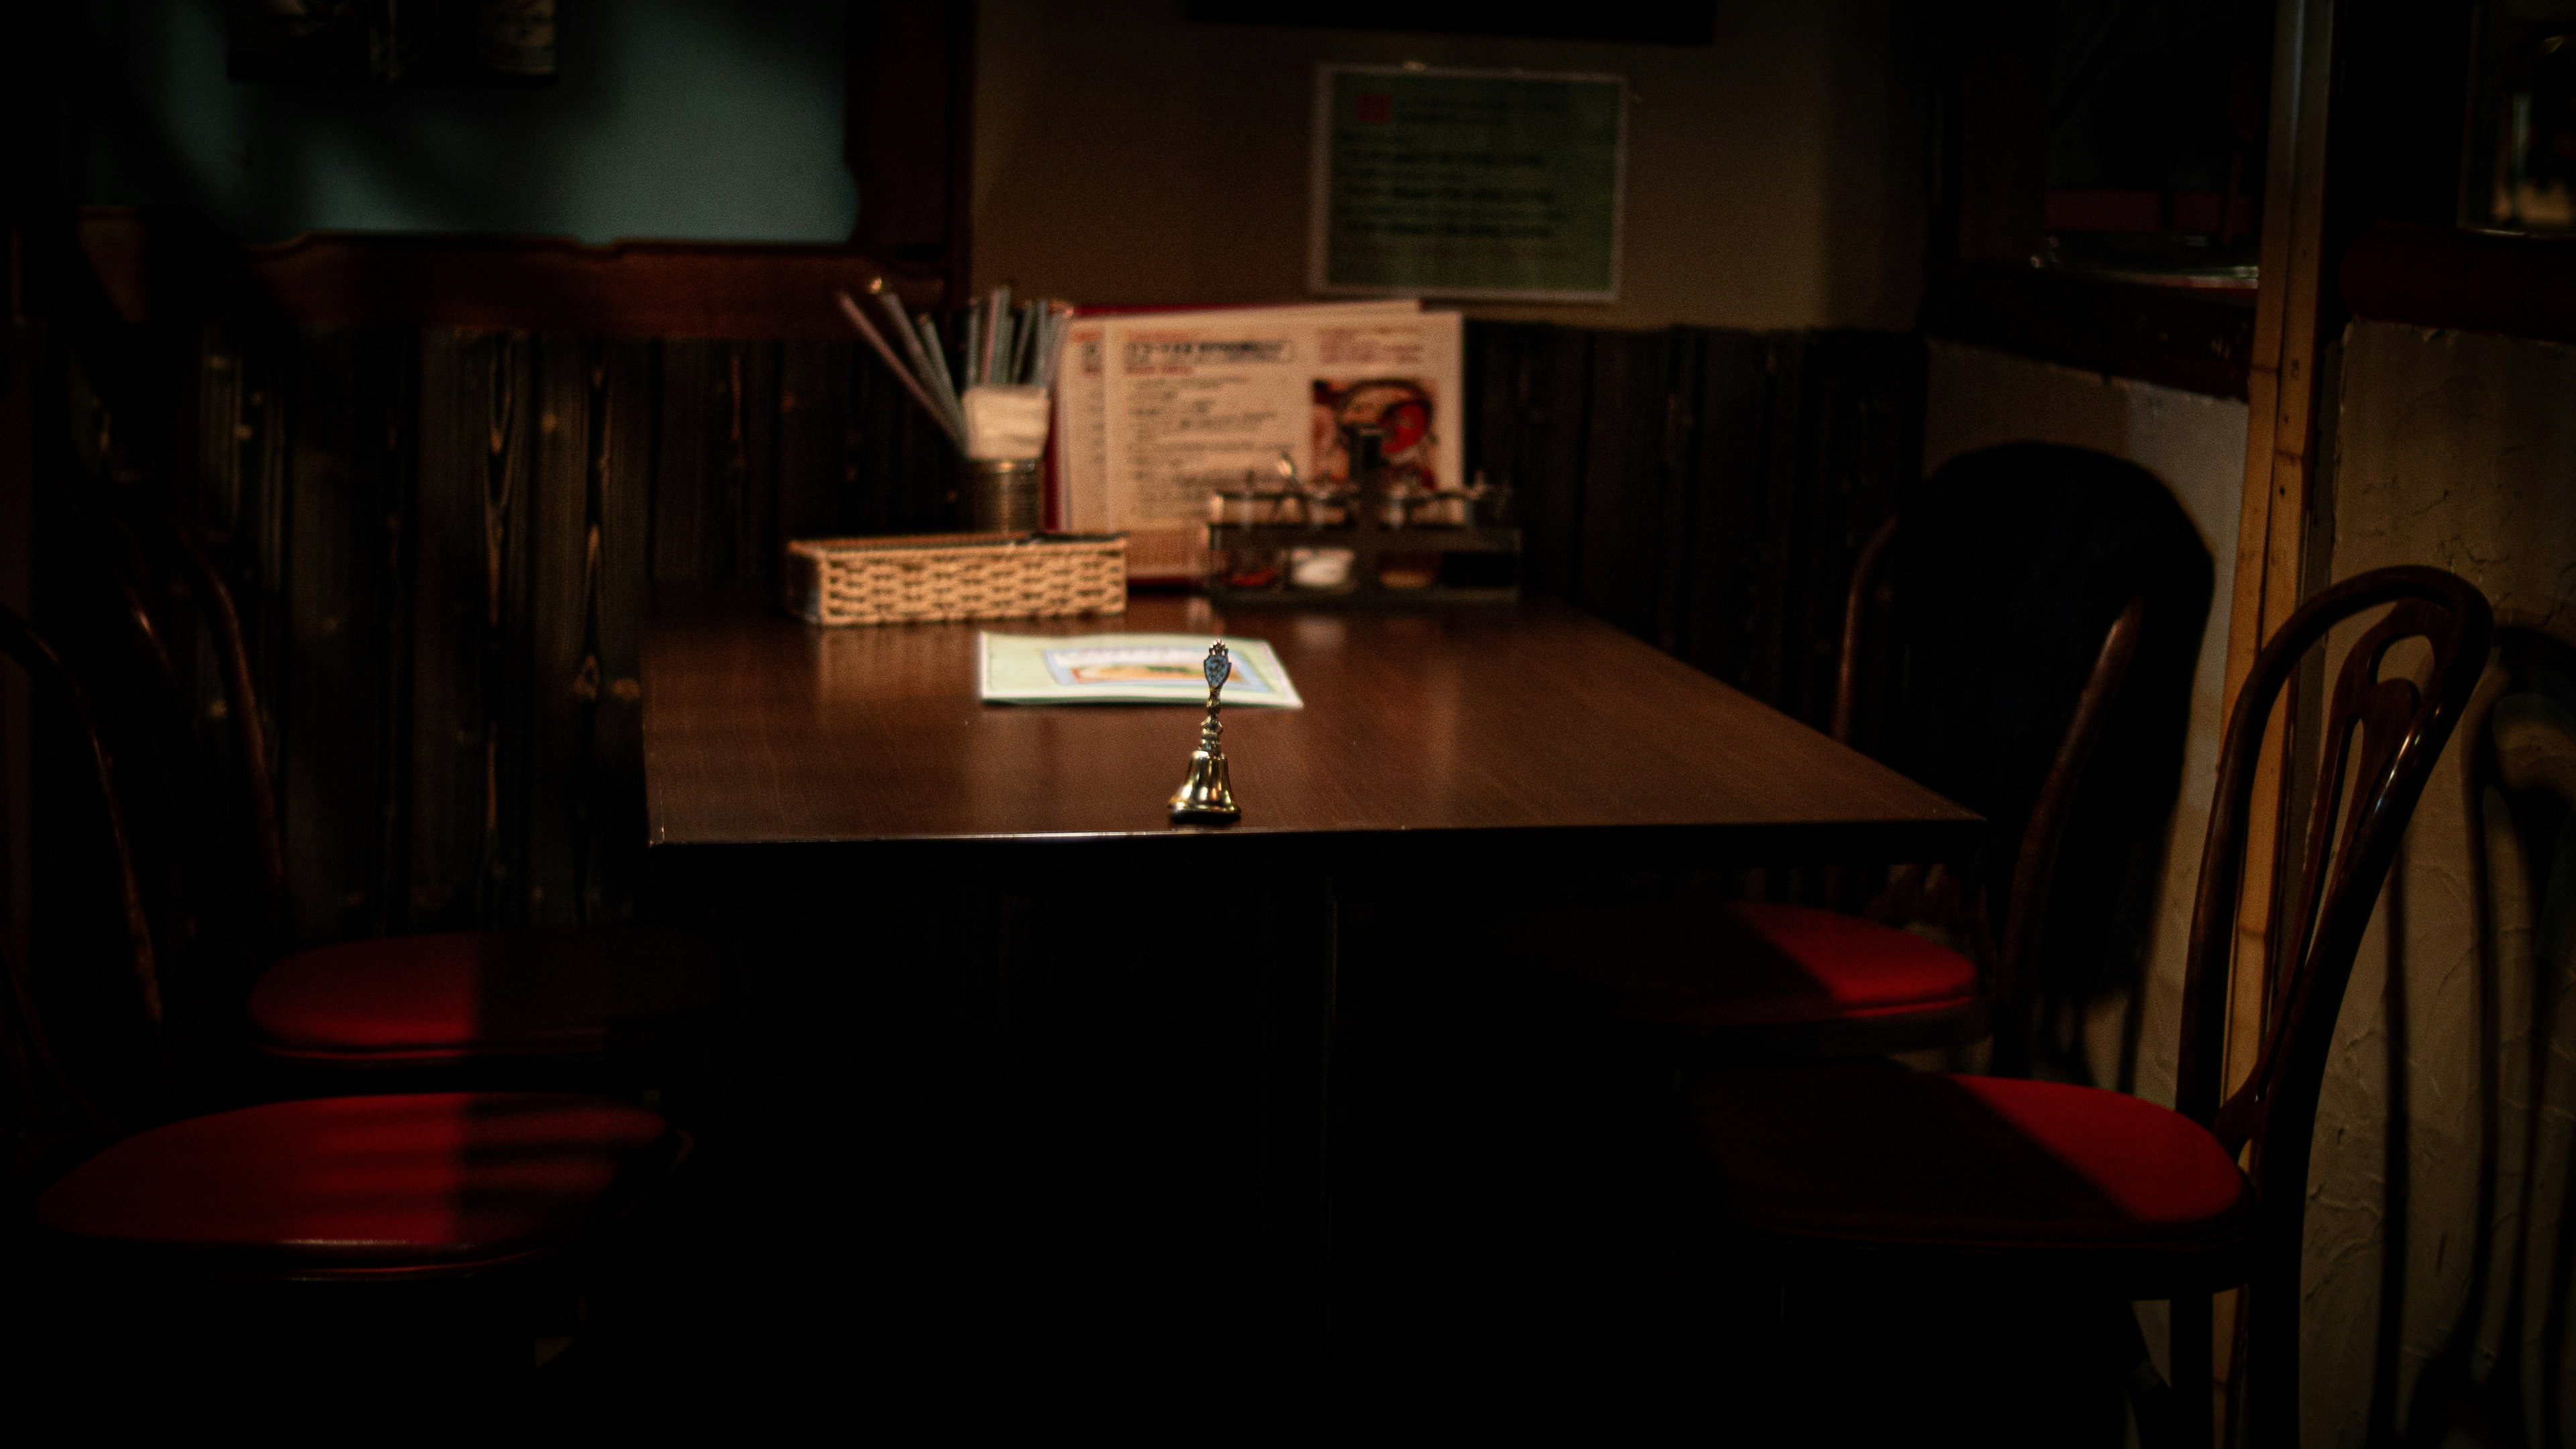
[{"left": 642, "top": 589, "right": 1978, "bottom": 868}]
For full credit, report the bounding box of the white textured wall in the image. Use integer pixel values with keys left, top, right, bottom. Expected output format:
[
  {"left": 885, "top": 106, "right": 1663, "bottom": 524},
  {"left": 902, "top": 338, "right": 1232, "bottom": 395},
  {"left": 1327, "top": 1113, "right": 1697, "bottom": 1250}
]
[{"left": 2304, "top": 319, "right": 2576, "bottom": 1448}]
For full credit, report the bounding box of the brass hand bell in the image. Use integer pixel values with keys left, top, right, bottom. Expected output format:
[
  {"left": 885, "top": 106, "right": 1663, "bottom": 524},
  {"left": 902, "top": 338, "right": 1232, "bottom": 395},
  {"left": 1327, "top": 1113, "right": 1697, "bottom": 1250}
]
[{"left": 1169, "top": 640, "right": 1241, "bottom": 825}]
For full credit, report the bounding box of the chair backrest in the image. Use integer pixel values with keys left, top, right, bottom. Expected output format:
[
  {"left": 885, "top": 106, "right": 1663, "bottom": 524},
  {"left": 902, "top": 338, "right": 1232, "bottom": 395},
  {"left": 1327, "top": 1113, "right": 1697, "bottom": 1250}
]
[
  {"left": 40, "top": 487, "right": 264, "bottom": 1012},
  {"left": 0, "top": 600, "right": 170, "bottom": 1127},
  {"left": 1988, "top": 593, "right": 2147, "bottom": 1072},
  {"left": 1890, "top": 443, "right": 2215, "bottom": 897},
  {"left": 2175, "top": 568, "right": 2491, "bottom": 1229},
  {"left": 97, "top": 498, "right": 289, "bottom": 958},
  {"left": 1838, "top": 496, "right": 2157, "bottom": 1073}
]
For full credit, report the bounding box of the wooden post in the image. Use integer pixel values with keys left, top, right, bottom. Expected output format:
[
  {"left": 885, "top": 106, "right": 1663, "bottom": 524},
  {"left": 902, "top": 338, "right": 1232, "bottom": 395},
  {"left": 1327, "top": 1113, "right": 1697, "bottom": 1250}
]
[
  {"left": 2216, "top": 2, "right": 2481, "bottom": 1429},
  {"left": 1951, "top": 0, "right": 2051, "bottom": 266},
  {"left": 0, "top": 313, "right": 32, "bottom": 977},
  {"left": 2214, "top": 0, "right": 2341, "bottom": 1433},
  {"left": 2227, "top": 0, "right": 2339, "bottom": 1113},
  {"left": 847, "top": 0, "right": 977, "bottom": 307}
]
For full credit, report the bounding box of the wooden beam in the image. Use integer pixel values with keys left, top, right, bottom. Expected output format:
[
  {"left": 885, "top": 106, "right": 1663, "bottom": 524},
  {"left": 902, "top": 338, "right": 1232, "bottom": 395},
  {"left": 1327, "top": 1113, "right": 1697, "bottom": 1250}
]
[
  {"left": 2341, "top": 220, "right": 2576, "bottom": 344},
  {"left": 1951, "top": 0, "right": 2051, "bottom": 264},
  {"left": 847, "top": 0, "right": 976, "bottom": 305},
  {"left": 0, "top": 317, "right": 33, "bottom": 976},
  {"left": 2221, "top": 0, "right": 2485, "bottom": 1158},
  {"left": 74, "top": 211, "right": 941, "bottom": 337},
  {"left": 2210, "top": 0, "right": 2342, "bottom": 1432},
  {"left": 1920, "top": 263, "right": 2255, "bottom": 400}
]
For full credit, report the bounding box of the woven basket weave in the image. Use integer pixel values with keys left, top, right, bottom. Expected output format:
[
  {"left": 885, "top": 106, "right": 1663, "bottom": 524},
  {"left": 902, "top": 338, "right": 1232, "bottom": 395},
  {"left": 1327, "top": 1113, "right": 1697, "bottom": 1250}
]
[{"left": 785, "top": 532, "right": 1128, "bottom": 626}]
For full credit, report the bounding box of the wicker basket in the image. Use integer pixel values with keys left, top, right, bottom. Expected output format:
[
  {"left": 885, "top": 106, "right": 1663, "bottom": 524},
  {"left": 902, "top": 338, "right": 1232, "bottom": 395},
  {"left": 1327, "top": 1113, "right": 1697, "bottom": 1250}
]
[{"left": 785, "top": 532, "right": 1128, "bottom": 626}]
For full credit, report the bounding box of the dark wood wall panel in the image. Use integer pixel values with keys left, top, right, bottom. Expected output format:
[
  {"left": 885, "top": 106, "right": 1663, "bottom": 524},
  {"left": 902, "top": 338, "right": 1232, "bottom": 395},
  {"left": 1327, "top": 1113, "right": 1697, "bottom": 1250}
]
[
  {"left": 775, "top": 341, "right": 847, "bottom": 551},
  {"left": 1463, "top": 323, "right": 1923, "bottom": 743},
  {"left": 726, "top": 342, "right": 780, "bottom": 598},
  {"left": 1672, "top": 330, "right": 1776, "bottom": 688},
  {"left": 1570, "top": 327, "right": 1676, "bottom": 643},
  {"left": 587, "top": 339, "right": 657, "bottom": 925},
  {"left": 478, "top": 333, "right": 537, "bottom": 934},
  {"left": 282, "top": 327, "right": 384, "bottom": 946},
  {"left": 523, "top": 336, "right": 594, "bottom": 928},
  {"left": 650, "top": 340, "right": 708, "bottom": 585},
  {"left": 1513, "top": 330, "right": 1595, "bottom": 604},
  {"left": 409, "top": 329, "right": 487, "bottom": 932}
]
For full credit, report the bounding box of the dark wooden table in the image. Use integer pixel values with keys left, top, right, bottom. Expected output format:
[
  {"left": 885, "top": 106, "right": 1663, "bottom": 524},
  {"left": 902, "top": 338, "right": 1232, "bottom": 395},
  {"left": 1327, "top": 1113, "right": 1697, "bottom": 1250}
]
[
  {"left": 645, "top": 590, "right": 1975, "bottom": 861},
  {"left": 640, "top": 588, "right": 1977, "bottom": 1418}
]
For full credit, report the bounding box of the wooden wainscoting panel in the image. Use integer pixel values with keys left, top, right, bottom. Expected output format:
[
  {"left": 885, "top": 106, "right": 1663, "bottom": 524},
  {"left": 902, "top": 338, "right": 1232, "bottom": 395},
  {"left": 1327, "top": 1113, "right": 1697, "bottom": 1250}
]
[
  {"left": 1571, "top": 327, "right": 1681, "bottom": 645},
  {"left": 588, "top": 339, "right": 657, "bottom": 924},
  {"left": 776, "top": 339, "right": 851, "bottom": 553},
  {"left": 1511, "top": 327, "right": 1598, "bottom": 604},
  {"left": 408, "top": 329, "right": 481, "bottom": 931},
  {"left": 239, "top": 234, "right": 945, "bottom": 337},
  {"left": 651, "top": 340, "right": 708, "bottom": 586},
  {"left": 523, "top": 336, "right": 596, "bottom": 928},
  {"left": 1670, "top": 329, "right": 1776, "bottom": 691},
  {"left": 280, "top": 329, "right": 379, "bottom": 947}
]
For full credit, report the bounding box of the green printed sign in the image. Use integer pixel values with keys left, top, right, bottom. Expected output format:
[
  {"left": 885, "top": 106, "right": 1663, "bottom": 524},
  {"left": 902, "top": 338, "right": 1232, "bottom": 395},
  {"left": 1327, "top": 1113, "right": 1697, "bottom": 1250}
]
[{"left": 1309, "top": 66, "right": 1625, "bottom": 302}]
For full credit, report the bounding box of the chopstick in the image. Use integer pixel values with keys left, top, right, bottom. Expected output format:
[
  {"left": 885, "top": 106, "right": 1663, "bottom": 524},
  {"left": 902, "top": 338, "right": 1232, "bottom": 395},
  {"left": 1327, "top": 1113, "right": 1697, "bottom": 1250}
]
[
  {"left": 837, "top": 289, "right": 962, "bottom": 447},
  {"left": 837, "top": 282, "right": 1076, "bottom": 455}
]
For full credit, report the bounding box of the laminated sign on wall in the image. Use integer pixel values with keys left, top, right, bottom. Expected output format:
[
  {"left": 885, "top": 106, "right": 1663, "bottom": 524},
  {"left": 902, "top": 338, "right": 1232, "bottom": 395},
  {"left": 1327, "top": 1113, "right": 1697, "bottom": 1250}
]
[{"left": 1309, "top": 65, "right": 1626, "bottom": 303}]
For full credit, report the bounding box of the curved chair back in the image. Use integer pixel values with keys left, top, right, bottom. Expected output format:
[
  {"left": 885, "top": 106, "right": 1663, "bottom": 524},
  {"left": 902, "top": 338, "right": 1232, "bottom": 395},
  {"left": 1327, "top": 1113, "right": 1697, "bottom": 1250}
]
[
  {"left": 95, "top": 496, "right": 290, "bottom": 958},
  {"left": 42, "top": 486, "right": 262, "bottom": 1004},
  {"left": 2171, "top": 566, "right": 2491, "bottom": 1442},
  {"left": 1988, "top": 592, "right": 2146, "bottom": 1073},
  {"left": 1891, "top": 445, "right": 2214, "bottom": 903},
  {"left": 0, "top": 602, "right": 170, "bottom": 1126},
  {"left": 1837, "top": 515, "right": 2152, "bottom": 1073}
]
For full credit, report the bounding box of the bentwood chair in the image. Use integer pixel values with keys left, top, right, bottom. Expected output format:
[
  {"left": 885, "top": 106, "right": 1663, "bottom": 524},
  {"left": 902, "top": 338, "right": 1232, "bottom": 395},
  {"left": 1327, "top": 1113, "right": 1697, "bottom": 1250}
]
[
  {"left": 0, "top": 602, "right": 686, "bottom": 1379},
  {"left": 1685, "top": 566, "right": 2492, "bottom": 1448},
  {"left": 1486, "top": 443, "right": 2207, "bottom": 1070},
  {"left": 50, "top": 492, "right": 727, "bottom": 1075}
]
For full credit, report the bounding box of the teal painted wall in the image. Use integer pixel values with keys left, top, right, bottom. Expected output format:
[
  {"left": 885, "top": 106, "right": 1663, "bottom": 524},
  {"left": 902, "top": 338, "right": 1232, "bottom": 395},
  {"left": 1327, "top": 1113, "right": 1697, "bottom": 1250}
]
[{"left": 60, "top": 1, "right": 856, "bottom": 245}]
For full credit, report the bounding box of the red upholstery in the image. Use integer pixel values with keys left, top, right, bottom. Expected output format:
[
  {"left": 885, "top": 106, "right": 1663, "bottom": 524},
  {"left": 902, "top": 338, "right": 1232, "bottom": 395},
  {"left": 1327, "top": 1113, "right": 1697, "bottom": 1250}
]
[
  {"left": 246, "top": 928, "right": 726, "bottom": 1064},
  {"left": 1690, "top": 1066, "right": 2252, "bottom": 1249},
  {"left": 34, "top": 1091, "right": 674, "bottom": 1270},
  {"left": 1499, "top": 902, "right": 1978, "bottom": 1029}
]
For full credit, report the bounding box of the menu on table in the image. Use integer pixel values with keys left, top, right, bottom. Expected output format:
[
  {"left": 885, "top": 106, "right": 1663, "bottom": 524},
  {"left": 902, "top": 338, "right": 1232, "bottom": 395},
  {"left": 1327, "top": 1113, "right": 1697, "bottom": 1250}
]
[
  {"left": 1051, "top": 301, "right": 1461, "bottom": 582},
  {"left": 978, "top": 631, "right": 1303, "bottom": 707}
]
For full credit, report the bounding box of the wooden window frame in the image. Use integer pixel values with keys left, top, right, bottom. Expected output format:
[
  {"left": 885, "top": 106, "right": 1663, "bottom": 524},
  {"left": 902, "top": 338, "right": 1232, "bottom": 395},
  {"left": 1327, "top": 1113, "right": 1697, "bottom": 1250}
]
[
  {"left": 1929, "top": 3, "right": 2497, "bottom": 401},
  {"left": 1925, "top": 1, "right": 2262, "bottom": 400}
]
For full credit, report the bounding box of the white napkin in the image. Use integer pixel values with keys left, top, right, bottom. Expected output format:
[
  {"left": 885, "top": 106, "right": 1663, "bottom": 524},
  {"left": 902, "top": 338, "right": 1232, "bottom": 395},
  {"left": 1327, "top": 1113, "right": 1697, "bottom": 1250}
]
[{"left": 962, "top": 384, "right": 1051, "bottom": 461}]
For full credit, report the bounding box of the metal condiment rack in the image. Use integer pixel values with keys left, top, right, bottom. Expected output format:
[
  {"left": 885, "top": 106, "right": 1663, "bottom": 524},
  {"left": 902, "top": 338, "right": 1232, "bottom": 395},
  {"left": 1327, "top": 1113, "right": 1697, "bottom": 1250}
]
[{"left": 1202, "top": 427, "right": 1521, "bottom": 609}]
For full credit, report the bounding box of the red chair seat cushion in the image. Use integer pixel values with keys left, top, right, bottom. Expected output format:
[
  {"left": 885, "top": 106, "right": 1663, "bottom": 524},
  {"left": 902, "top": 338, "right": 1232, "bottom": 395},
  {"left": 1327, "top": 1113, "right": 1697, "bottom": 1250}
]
[
  {"left": 1496, "top": 902, "right": 1978, "bottom": 1029},
  {"left": 34, "top": 1091, "right": 674, "bottom": 1271},
  {"left": 1690, "top": 1065, "right": 2253, "bottom": 1249},
  {"left": 247, "top": 928, "right": 726, "bottom": 1063}
]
